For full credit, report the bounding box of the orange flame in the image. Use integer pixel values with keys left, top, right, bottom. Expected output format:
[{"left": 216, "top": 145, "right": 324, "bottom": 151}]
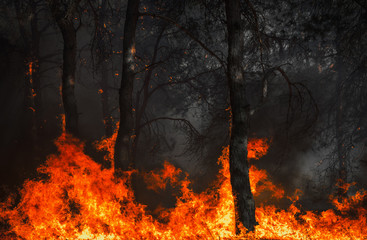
[
  {"left": 247, "top": 138, "right": 270, "bottom": 159},
  {"left": 0, "top": 136, "right": 366, "bottom": 239}
]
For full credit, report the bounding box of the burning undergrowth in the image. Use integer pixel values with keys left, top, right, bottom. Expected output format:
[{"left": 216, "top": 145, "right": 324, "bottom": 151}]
[{"left": 0, "top": 134, "right": 366, "bottom": 239}]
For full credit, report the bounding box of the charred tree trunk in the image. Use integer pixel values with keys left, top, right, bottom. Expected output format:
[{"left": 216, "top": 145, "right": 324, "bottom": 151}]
[
  {"left": 94, "top": 0, "right": 113, "bottom": 137},
  {"left": 15, "top": 0, "right": 42, "bottom": 148},
  {"left": 47, "top": 0, "right": 80, "bottom": 136},
  {"left": 114, "top": 0, "right": 140, "bottom": 170},
  {"left": 101, "top": 61, "right": 113, "bottom": 137},
  {"left": 60, "top": 23, "right": 78, "bottom": 136},
  {"left": 23, "top": 61, "right": 38, "bottom": 148},
  {"left": 29, "top": 0, "right": 42, "bottom": 139},
  {"left": 225, "top": 0, "right": 257, "bottom": 233}
]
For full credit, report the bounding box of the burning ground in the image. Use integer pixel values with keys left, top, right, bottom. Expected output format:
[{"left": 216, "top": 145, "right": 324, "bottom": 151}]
[{"left": 0, "top": 135, "right": 366, "bottom": 239}]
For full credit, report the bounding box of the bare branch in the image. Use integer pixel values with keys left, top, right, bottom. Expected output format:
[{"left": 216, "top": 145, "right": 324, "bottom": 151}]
[
  {"left": 139, "top": 12, "right": 226, "bottom": 69},
  {"left": 139, "top": 117, "right": 201, "bottom": 137},
  {"left": 148, "top": 68, "right": 220, "bottom": 100}
]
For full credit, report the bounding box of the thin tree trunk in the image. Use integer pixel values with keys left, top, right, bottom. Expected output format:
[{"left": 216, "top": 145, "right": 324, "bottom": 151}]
[
  {"left": 101, "top": 61, "right": 113, "bottom": 137},
  {"left": 59, "top": 22, "right": 78, "bottom": 136},
  {"left": 225, "top": 0, "right": 257, "bottom": 233},
  {"left": 30, "top": 0, "right": 42, "bottom": 140},
  {"left": 114, "top": 0, "right": 140, "bottom": 170},
  {"left": 15, "top": 0, "right": 41, "bottom": 146},
  {"left": 96, "top": 0, "right": 112, "bottom": 137},
  {"left": 47, "top": 0, "right": 80, "bottom": 136},
  {"left": 23, "top": 61, "right": 38, "bottom": 146}
]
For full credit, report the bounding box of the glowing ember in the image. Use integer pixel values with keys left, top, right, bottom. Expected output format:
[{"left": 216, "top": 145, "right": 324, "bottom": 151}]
[{"left": 0, "top": 135, "right": 366, "bottom": 239}]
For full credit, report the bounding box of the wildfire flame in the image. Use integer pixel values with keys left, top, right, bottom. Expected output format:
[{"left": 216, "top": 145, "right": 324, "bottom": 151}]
[{"left": 1, "top": 135, "right": 366, "bottom": 239}]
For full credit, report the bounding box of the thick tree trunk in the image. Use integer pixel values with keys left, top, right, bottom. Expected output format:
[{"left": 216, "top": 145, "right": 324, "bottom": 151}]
[
  {"left": 225, "top": 0, "right": 257, "bottom": 233},
  {"left": 114, "top": 0, "right": 140, "bottom": 170}
]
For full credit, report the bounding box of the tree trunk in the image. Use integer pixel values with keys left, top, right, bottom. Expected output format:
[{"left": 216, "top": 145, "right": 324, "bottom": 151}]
[
  {"left": 47, "top": 0, "right": 80, "bottom": 136},
  {"left": 30, "top": 0, "right": 42, "bottom": 140},
  {"left": 225, "top": 0, "right": 257, "bottom": 233},
  {"left": 114, "top": 0, "right": 140, "bottom": 170},
  {"left": 15, "top": 0, "right": 42, "bottom": 147},
  {"left": 23, "top": 61, "right": 38, "bottom": 147},
  {"left": 59, "top": 22, "right": 78, "bottom": 136},
  {"left": 96, "top": 0, "right": 112, "bottom": 137},
  {"left": 101, "top": 61, "right": 113, "bottom": 137}
]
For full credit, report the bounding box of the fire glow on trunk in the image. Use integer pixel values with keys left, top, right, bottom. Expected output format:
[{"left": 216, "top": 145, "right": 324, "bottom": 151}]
[{"left": 0, "top": 134, "right": 366, "bottom": 239}]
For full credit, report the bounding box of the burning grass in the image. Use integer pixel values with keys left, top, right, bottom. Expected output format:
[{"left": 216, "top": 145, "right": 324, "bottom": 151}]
[{"left": 0, "top": 133, "right": 366, "bottom": 239}]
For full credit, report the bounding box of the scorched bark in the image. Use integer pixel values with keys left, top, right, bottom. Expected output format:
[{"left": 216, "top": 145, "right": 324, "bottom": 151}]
[
  {"left": 47, "top": 0, "right": 80, "bottom": 136},
  {"left": 225, "top": 0, "right": 257, "bottom": 232},
  {"left": 114, "top": 0, "right": 140, "bottom": 170}
]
